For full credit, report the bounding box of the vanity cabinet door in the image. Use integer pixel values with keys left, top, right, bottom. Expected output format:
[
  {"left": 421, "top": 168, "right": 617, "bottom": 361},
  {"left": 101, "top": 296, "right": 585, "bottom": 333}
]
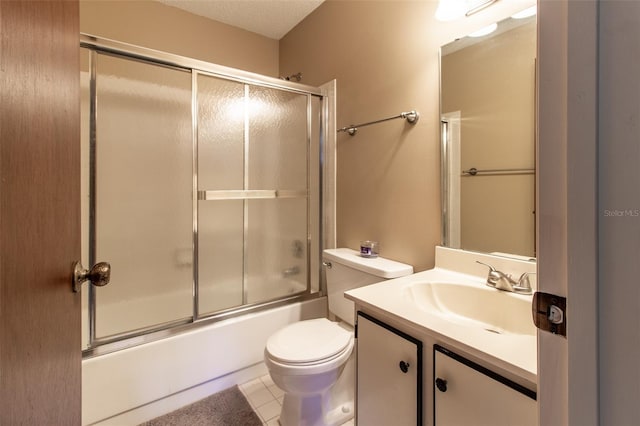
[
  {"left": 434, "top": 345, "right": 537, "bottom": 426},
  {"left": 356, "top": 312, "right": 422, "bottom": 426}
]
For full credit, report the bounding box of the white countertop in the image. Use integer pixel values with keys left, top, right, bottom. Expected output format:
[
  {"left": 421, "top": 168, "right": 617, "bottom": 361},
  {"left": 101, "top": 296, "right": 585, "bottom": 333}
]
[{"left": 345, "top": 266, "right": 537, "bottom": 386}]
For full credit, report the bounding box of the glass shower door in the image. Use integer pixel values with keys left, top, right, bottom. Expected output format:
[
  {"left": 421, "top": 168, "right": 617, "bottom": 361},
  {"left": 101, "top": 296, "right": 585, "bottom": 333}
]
[
  {"left": 81, "top": 37, "right": 324, "bottom": 353},
  {"left": 245, "top": 86, "right": 309, "bottom": 303},
  {"left": 196, "top": 74, "right": 310, "bottom": 315},
  {"left": 82, "top": 51, "right": 194, "bottom": 344},
  {"left": 196, "top": 75, "right": 246, "bottom": 314}
]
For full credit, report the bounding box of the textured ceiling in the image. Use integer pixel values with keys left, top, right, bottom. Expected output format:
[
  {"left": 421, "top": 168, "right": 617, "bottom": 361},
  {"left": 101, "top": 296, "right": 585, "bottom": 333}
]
[{"left": 157, "top": 0, "right": 325, "bottom": 40}]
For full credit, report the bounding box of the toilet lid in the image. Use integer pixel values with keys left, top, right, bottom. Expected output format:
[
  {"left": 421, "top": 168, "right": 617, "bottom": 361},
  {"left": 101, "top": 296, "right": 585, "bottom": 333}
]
[{"left": 266, "top": 318, "right": 352, "bottom": 364}]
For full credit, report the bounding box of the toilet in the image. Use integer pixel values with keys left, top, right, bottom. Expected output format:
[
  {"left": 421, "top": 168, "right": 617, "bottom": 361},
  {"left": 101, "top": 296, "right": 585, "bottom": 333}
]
[{"left": 264, "top": 248, "right": 413, "bottom": 426}]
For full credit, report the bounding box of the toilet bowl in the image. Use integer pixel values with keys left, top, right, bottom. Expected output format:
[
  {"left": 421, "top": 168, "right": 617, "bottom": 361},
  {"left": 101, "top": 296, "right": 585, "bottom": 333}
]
[
  {"left": 265, "top": 318, "right": 354, "bottom": 426},
  {"left": 264, "top": 248, "right": 413, "bottom": 426}
]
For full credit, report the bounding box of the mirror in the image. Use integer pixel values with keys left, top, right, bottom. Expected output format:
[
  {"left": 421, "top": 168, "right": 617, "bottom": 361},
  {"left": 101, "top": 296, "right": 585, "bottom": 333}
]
[{"left": 440, "top": 12, "right": 536, "bottom": 259}]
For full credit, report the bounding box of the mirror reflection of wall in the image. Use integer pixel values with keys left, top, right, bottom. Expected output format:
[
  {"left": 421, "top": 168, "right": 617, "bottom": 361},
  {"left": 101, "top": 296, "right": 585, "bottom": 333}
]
[{"left": 441, "top": 14, "right": 536, "bottom": 258}]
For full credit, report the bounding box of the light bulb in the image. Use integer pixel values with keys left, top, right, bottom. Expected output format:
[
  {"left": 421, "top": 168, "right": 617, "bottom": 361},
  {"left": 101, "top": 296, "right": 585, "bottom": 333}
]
[
  {"left": 511, "top": 5, "right": 537, "bottom": 19},
  {"left": 468, "top": 22, "right": 498, "bottom": 37}
]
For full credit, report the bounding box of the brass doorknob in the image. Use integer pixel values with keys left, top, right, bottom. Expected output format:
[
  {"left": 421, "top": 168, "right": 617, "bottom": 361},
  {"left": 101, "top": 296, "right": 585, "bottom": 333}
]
[{"left": 73, "top": 261, "right": 111, "bottom": 292}]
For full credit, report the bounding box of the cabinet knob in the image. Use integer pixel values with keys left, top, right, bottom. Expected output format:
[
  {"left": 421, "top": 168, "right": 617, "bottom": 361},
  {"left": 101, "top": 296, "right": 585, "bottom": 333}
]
[
  {"left": 435, "top": 377, "right": 448, "bottom": 392},
  {"left": 399, "top": 360, "right": 410, "bottom": 373}
]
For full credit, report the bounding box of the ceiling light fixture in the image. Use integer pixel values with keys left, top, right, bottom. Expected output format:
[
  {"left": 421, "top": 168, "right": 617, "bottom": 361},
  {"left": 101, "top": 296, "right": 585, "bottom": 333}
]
[
  {"left": 435, "top": 0, "right": 468, "bottom": 22},
  {"left": 435, "top": 0, "right": 500, "bottom": 22},
  {"left": 465, "top": 0, "right": 499, "bottom": 17}
]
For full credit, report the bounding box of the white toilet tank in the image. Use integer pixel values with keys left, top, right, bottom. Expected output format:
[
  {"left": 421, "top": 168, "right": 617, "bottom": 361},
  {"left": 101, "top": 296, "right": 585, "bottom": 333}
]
[{"left": 323, "top": 248, "right": 413, "bottom": 325}]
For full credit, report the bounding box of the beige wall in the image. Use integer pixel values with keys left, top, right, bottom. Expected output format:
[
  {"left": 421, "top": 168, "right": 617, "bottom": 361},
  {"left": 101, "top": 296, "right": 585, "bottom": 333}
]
[
  {"left": 80, "top": 0, "right": 279, "bottom": 76},
  {"left": 280, "top": 0, "right": 535, "bottom": 271}
]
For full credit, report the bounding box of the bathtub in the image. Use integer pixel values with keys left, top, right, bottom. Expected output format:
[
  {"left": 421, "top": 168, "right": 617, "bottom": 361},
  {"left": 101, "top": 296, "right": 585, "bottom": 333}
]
[{"left": 82, "top": 296, "right": 327, "bottom": 425}]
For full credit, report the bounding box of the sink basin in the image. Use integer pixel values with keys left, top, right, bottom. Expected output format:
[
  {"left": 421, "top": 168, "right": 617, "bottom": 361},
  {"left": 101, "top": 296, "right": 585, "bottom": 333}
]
[{"left": 402, "top": 281, "right": 535, "bottom": 336}]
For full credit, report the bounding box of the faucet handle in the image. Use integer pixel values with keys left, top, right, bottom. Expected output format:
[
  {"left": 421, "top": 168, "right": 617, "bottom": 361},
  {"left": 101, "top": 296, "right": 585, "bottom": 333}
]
[
  {"left": 476, "top": 260, "right": 496, "bottom": 272},
  {"left": 513, "top": 272, "right": 536, "bottom": 294},
  {"left": 476, "top": 261, "right": 501, "bottom": 286}
]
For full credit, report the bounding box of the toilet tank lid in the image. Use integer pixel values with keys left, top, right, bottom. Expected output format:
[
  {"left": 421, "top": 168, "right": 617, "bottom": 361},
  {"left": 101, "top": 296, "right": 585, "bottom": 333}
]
[{"left": 323, "top": 248, "right": 413, "bottom": 279}]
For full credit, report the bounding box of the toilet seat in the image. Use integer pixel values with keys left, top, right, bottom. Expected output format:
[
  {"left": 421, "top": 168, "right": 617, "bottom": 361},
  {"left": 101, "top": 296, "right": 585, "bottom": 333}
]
[{"left": 265, "top": 318, "right": 353, "bottom": 366}]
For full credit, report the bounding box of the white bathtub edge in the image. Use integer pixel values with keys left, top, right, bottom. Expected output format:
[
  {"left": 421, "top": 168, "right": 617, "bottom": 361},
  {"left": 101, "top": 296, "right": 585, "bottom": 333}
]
[
  {"left": 82, "top": 297, "right": 327, "bottom": 425},
  {"left": 89, "top": 362, "right": 268, "bottom": 426}
]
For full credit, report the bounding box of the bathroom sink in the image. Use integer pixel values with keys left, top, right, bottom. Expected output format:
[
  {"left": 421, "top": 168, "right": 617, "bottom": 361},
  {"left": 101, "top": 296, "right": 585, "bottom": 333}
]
[{"left": 402, "top": 281, "right": 535, "bottom": 336}]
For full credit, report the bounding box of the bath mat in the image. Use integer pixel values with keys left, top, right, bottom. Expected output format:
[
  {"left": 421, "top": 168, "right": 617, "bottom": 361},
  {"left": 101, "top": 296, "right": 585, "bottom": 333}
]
[{"left": 139, "top": 385, "right": 263, "bottom": 426}]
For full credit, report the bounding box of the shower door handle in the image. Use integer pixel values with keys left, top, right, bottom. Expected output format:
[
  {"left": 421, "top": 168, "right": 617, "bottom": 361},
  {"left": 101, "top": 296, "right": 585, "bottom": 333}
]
[{"left": 73, "top": 261, "right": 111, "bottom": 292}]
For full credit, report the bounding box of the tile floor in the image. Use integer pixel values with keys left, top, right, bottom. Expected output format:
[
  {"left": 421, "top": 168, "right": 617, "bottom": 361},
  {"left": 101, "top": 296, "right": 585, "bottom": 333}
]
[{"left": 239, "top": 374, "right": 355, "bottom": 426}]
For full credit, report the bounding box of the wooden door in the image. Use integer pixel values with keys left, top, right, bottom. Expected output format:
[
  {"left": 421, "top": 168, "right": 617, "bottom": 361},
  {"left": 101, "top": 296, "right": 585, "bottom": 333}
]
[
  {"left": 0, "top": 1, "right": 81, "bottom": 424},
  {"left": 537, "top": 1, "right": 599, "bottom": 425}
]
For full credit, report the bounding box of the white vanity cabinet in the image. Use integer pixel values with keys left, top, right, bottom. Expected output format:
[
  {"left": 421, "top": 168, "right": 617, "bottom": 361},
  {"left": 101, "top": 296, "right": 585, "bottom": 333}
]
[
  {"left": 434, "top": 345, "right": 537, "bottom": 426},
  {"left": 355, "top": 311, "right": 423, "bottom": 425}
]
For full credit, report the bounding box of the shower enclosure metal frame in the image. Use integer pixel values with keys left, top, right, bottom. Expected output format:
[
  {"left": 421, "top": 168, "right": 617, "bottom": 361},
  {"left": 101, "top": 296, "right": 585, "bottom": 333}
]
[{"left": 81, "top": 34, "right": 329, "bottom": 357}]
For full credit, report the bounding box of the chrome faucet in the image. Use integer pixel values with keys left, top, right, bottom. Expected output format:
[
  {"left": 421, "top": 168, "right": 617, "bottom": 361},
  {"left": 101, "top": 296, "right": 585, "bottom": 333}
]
[{"left": 476, "top": 261, "right": 534, "bottom": 294}]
